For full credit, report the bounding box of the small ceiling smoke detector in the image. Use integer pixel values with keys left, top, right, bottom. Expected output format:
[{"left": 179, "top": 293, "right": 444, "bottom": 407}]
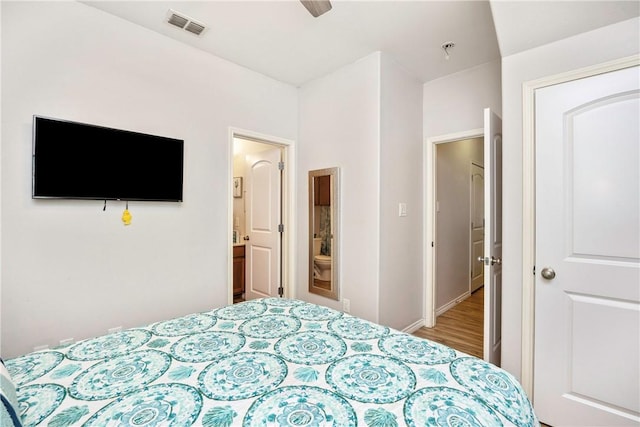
[
  {"left": 166, "top": 9, "right": 206, "bottom": 36},
  {"left": 441, "top": 41, "right": 455, "bottom": 60}
]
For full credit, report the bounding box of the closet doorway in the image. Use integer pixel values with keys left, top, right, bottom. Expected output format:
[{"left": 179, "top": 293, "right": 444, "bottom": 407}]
[{"left": 229, "top": 129, "right": 295, "bottom": 305}]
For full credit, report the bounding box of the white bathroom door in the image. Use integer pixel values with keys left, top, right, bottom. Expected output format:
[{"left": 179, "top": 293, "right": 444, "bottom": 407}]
[
  {"left": 245, "top": 147, "right": 282, "bottom": 300},
  {"left": 534, "top": 65, "right": 640, "bottom": 426},
  {"left": 483, "top": 108, "right": 502, "bottom": 366}
]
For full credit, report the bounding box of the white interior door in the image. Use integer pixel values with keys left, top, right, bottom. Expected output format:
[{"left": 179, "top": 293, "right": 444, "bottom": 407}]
[
  {"left": 534, "top": 65, "right": 640, "bottom": 426},
  {"left": 245, "top": 147, "right": 282, "bottom": 300},
  {"left": 483, "top": 108, "right": 502, "bottom": 365},
  {"left": 470, "top": 163, "right": 485, "bottom": 293}
]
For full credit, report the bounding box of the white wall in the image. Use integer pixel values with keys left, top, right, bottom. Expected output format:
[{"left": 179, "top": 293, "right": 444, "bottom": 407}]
[
  {"left": 378, "top": 54, "right": 423, "bottom": 329},
  {"left": 1, "top": 1, "right": 297, "bottom": 358},
  {"left": 232, "top": 151, "right": 247, "bottom": 238},
  {"left": 423, "top": 60, "right": 502, "bottom": 138},
  {"left": 297, "top": 52, "right": 424, "bottom": 329},
  {"left": 435, "top": 138, "right": 483, "bottom": 310},
  {"left": 297, "top": 53, "right": 381, "bottom": 321},
  {"left": 500, "top": 17, "right": 640, "bottom": 379}
]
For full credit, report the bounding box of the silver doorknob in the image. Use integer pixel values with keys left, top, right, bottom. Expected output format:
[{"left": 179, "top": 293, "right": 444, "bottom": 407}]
[
  {"left": 540, "top": 267, "right": 556, "bottom": 280},
  {"left": 477, "top": 256, "right": 502, "bottom": 266}
]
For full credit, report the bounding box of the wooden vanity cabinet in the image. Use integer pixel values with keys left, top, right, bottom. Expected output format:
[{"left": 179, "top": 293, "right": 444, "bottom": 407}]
[
  {"left": 314, "top": 175, "right": 331, "bottom": 206},
  {"left": 233, "top": 245, "right": 245, "bottom": 296}
]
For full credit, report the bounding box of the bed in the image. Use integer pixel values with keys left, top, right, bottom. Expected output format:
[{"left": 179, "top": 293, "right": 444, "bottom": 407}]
[{"left": 3, "top": 298, "right": 538, "bottom": 426}]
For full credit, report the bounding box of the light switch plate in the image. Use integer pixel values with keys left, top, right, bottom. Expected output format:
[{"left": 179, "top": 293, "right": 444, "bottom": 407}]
[{"left": 399, "top": 202, "right": 407, "bottom": 217}]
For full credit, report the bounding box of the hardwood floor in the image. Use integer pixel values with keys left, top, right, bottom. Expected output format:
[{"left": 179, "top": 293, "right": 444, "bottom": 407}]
[{"left": 412, "top": 287, "right": 484, "bottom": 358}]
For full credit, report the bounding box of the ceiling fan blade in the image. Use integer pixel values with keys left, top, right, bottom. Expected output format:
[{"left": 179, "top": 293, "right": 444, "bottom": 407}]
[{"left": 300, "top": 0, "right": 332, "bottom": 17}]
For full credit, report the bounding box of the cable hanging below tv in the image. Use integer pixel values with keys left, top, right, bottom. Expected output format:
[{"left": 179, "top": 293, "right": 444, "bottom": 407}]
[{"left": 32, "top": 115, "right": 184, "bottom": 202}]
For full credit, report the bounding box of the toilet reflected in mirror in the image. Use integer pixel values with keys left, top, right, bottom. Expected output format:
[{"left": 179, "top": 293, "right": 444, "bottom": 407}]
[
  {"left": 313, "top": 238, "right": 332, "bottom": 281},
  {"left": 309, "top": 167, "right": 339, "bottom": 300}
]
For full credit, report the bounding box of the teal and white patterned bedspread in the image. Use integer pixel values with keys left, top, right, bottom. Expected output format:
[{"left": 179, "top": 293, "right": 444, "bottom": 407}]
[{"left": 7, "top": 298, "right": 538, "bottom": 426}]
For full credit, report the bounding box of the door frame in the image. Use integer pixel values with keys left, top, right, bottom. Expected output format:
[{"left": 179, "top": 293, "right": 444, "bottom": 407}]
[
  {"left": 228, "top": 127, "right": 296, "bottom": 305},
  {"left": 424, "top": 128, "right": 483, "bottom": 328},
  {"left": 520, "top": 54, "right": 639, "bottom": 398}
]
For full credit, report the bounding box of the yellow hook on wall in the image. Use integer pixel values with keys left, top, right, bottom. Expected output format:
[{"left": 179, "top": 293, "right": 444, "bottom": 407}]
[{"left": 122, "top": 201, "right": 132, "bottom": 226}]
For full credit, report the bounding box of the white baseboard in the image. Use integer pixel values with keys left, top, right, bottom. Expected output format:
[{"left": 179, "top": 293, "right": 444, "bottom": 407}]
[{"left": 402, "top": 318, "right": 425, "bottom": 334}]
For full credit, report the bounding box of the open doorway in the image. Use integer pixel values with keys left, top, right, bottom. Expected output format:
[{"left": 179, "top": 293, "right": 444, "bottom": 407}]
[
  {"left": 431, "top": 136, "right": 484, "bottom": 357},
  {"left": 434, "top": 137, "right": 484, "bottom": 314},
  {"left": 423, "top": 110, "right": 503, "bottom": 365},
  {"left": 228, "top": 129, "right": 295, "bottom": 306}
]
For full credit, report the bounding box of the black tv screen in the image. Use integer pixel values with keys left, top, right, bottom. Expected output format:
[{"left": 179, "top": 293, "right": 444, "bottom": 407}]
[{"left": 32, "top": 116, "right": 184, "bottom": 202}]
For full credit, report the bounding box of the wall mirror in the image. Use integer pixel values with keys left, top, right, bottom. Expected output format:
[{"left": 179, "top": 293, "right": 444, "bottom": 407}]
[{"left": 309, "top": 167, "right": 339, "bottom": 300}]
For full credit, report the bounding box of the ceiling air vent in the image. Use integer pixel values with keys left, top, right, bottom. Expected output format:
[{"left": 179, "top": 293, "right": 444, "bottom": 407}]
[
  {"left": 184, "top": 21, "right": 205, "bottom": 36},
  {"left": 166, "top": 10, "right": 206, "bottom": 36}
]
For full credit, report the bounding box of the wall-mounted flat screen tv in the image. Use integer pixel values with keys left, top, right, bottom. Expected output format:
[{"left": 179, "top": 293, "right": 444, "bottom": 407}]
[{"left": 32, "top": 116, "right": 184, "bottom": 202}]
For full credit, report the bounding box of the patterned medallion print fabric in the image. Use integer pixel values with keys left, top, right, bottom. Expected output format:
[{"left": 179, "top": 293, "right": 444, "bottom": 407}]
[{"left": 7, "top": 298, "right": 538, "bottom": 426}]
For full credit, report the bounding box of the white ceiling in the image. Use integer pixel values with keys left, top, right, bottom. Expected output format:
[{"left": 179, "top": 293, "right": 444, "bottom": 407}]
[
  {"left": 83, "top": 0, "right": 639, "bottom": 87},
  {"left": 491, "top": 1, "right": 639, "bottom": 57}
]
